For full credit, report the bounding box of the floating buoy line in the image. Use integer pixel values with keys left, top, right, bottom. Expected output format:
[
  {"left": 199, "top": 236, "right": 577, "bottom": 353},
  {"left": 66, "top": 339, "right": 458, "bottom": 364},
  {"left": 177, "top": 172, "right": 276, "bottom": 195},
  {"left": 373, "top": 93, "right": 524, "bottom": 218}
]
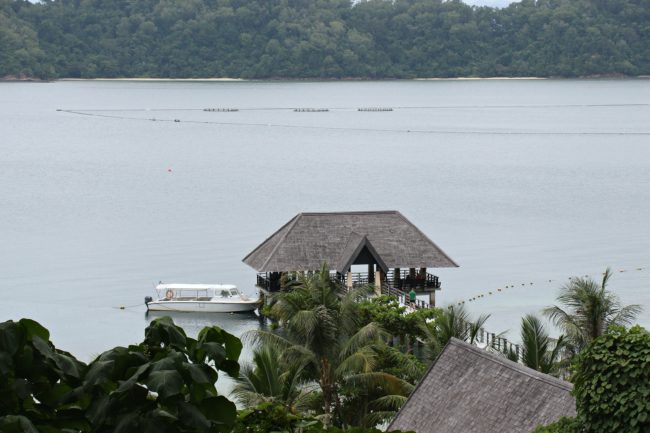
[
  {"left": 203, "top": 108, "right": 239, "bottom": 112},
  {"left": 56, "top": 108, "right": 650, "bottom": 136},
  {"left": 294, "top": 108, "right": 329, "bottom": 112},
  {"left": 358, "top": 107, "right": 393, "bottom": 111},
  {"left": 454, "top": 266, "right": 647, "bottom": 307}
]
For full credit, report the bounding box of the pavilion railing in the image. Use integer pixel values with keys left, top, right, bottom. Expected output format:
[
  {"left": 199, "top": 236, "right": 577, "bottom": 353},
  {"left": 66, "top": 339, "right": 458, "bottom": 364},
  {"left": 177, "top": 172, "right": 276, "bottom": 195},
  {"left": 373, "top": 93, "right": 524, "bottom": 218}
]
[
  {"left": 256, "top": 270, "right": 441, "bottom": 302},
  {"left": 386, "top": 270, "right": 440, "bottom": 290}
]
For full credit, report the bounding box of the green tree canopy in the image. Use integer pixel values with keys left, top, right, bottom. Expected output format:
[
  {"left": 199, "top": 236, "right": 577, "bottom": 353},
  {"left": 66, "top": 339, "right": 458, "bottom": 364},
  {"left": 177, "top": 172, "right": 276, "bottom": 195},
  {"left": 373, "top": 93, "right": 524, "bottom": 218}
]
[{"left": 2, "top": 0, "right": 650, "bottom": 79}]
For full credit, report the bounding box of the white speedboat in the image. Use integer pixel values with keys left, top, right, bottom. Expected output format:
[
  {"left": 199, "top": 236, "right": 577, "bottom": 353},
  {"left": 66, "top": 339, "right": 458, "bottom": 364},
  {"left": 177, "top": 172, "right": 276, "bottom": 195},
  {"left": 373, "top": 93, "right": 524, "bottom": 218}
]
[{"left": 145, "top": 283, "right": 260, "bottom": 313}]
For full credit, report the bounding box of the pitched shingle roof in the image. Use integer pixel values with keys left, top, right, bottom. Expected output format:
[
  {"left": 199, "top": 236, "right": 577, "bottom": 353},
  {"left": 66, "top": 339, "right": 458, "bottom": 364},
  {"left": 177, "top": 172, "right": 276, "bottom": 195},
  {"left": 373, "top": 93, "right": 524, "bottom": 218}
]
[
  {"left": 242, "top": 211, "right": 458, "bottom": 273},
  {"left": 388, "top": 338, "right": 576, "bottom": 433}
]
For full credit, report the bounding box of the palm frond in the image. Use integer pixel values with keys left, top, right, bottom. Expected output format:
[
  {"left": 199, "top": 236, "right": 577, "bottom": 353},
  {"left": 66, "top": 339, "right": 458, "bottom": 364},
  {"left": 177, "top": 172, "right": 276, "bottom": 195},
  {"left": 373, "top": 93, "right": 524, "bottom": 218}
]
[
  {"left": 243, "top": 329, "right": 294, "bottom": 351},
  {"left": 345, "top": 372, "right": 414, "bottom": 396},
  {"left": 368, "top": 394, "right": 408, "bottom": 411},
  {"left": 363, "top": 410, "right": 400, "bottom": 428},
  {"left": 336, "top": 346, "right": 378, "bottom": 376},
  {"left": 340, "top": 322, "right": 387, "bottom": 359},
  {"left": 608, "top": 304, "right": 643, "bottom": 327},
  {"left": 543, "top": 269, "right": 642, "bottom": 350}
]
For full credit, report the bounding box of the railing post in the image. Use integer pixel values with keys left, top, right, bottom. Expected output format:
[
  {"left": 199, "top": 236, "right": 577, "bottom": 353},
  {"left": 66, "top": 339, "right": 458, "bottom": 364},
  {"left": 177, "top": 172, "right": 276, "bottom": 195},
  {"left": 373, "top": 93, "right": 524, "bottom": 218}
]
[{"left": 515, "top": 344, "right": 520, "bottom": 361}]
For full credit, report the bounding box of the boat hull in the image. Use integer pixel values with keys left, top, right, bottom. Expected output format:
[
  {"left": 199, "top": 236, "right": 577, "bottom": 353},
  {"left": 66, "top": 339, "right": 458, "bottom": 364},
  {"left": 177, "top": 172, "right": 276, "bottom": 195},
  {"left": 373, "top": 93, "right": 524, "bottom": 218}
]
[{"left": 146, "top": 300, "right": 259, "bottom": 313}]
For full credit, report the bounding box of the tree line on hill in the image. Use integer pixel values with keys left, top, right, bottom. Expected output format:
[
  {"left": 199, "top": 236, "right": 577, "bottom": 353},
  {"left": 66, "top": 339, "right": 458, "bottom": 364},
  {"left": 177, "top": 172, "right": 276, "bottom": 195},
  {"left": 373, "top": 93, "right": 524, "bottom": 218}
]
[{"left": 1, "top": 0, "right": 649, "bottom": 80}]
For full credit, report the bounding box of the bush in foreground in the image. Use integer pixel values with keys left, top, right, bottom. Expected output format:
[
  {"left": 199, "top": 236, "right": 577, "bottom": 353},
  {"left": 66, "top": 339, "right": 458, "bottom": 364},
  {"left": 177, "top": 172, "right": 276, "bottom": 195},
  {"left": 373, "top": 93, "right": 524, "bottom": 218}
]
[
  {"left": 533, "top": 325, "right": 650, "bottom": 433},
  {"left": 0, "top": 317, "right": 241, "bottom": 433}
]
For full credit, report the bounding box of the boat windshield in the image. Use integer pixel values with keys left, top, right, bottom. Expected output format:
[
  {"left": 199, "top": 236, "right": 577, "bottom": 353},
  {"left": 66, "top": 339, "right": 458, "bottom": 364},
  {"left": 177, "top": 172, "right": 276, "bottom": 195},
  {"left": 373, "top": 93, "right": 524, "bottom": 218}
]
[{"left": 230, "top": 288, "right": 239, "bottom": 296}]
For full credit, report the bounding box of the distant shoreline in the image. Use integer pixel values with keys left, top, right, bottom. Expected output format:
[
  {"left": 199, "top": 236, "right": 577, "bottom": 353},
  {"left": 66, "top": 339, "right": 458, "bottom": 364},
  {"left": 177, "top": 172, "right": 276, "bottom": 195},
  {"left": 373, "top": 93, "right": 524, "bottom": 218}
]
[{"left": 3, "top": 75, "right": 650, "bottom": 83}]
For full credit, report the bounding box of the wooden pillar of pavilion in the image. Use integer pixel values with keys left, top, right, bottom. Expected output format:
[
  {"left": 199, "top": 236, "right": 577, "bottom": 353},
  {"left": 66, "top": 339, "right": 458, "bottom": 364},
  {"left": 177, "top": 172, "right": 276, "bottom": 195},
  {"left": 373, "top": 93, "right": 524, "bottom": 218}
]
[
  {"left": 429, "top": 291, "right": 436, "bottom": 307},
  {"left": 374, "top": 269, "right": 383, "bottom": 296}
]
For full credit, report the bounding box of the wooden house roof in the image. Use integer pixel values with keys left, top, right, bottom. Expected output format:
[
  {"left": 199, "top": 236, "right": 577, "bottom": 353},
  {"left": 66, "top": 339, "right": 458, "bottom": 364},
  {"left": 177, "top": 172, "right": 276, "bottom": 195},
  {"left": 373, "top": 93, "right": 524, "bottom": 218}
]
[
  {"left": 242, "top": 211, "right": 458, "bottom": 273},
  {"left": 388, "top": 338, "right": 576, "bottom": 433}
]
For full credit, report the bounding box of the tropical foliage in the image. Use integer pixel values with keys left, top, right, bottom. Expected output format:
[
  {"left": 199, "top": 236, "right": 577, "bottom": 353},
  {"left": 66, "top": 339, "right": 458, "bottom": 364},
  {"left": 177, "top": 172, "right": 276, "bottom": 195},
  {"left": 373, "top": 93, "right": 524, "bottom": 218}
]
[
  {"left": 420, "top": 304, "right": 490, "bottom": 361},
  {"left": 543, "top": 268, "right": 642, "bottom": 354},
  {"left": 531, "top": 417, "right": 583, "bottom": 433},
  {"left": 231, "top": 344, "right": 317, "bottom": 414},
  {"left": 2, "top": 0, "right": 650, "bottom": 79},
  {"left": 533, "top": 325, "right": 650, "bottom": 433},
  {"left": 0, "top": 318, "right": 87, "bottom": 433},
  {"left": 357, "top": 294, "right": 438, "bottom": 352},
  {"left": 246, "top": 265, "right": 414, "bottom": 428},
  {"left": 519, "top": 314, "right": 566, "bottom": 375},
  {"left": 572, "top": 325, "right": 650, "bottom": 433},
  {"left": 0, "top": 317, "right": 241, "bottom": 433},
  {"left": 234, "top": 402, "right": 413, "bottom": 433}
]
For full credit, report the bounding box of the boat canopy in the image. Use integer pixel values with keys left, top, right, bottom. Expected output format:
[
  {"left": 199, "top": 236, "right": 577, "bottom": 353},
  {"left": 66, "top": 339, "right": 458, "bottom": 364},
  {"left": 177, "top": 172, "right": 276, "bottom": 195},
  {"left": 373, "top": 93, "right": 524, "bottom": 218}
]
[{"left": 156, "top": 284, "right": 238, "bottom": 291}]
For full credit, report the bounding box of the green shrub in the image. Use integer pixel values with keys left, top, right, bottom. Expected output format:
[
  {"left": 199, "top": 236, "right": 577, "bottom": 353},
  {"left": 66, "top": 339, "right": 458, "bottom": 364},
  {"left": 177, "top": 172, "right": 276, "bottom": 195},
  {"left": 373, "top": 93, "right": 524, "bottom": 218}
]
[
  {"left": 234, "top": 402, "right": 415, "bottom": 433},
  {"left": 531, "top": 417, "right": 582, "bottom": 433},
  {"left": 0, "top": 319, "right": 87, "bottom": 432},
  {"left": 572, "top": 325, "right": 650, "bottom": 433},
  {"left": 0, "top": 317, "right": 241, "bottom": 433},
  {"left": 534, "top": 325, "right": 649, "bottom": 433}
]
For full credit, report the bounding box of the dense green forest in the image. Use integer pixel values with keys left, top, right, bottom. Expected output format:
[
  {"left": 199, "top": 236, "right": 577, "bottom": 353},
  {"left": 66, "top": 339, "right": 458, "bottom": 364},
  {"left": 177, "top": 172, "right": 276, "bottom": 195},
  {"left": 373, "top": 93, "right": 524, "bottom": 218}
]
[{"left": 1, "top": 0, "right": 650, "bottom": 79}]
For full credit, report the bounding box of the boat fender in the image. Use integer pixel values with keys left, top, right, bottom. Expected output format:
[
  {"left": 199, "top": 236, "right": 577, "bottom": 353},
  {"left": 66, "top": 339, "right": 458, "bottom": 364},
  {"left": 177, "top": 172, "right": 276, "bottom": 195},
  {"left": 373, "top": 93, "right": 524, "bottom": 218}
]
[{"left": 165, "top": 289, "right": 174, "bottom": 300}]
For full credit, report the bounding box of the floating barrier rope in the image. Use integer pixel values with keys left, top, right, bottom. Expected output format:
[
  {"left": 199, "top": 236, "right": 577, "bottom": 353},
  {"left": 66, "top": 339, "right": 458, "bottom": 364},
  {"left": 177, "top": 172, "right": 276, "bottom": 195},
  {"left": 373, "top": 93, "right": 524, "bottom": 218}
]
[
  {"left": 358, "top": 107, "right": 393, "bottom": 111},
  {"left": 56, "top": 109, "right": 650, "bottom": 136},
  {"left": 455, "top": 266, "right": 647, "bottom": 307},
  {"left": 293, "top": 108, "right": 329, "bottom": 112},
  {"left": 58, "top": 102, "right": 650, "bottom": 112}
]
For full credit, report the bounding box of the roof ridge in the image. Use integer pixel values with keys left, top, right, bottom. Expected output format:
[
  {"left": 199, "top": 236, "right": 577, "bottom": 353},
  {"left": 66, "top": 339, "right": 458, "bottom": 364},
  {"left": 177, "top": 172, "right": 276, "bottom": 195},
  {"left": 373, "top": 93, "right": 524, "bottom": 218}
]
[
  {"left": 448, "top": 338, "right": 573, "bottom": 391},
  {"left": 300, "top": 210, "right": 398, "bottom": 216},
  {"left": 259, "top": 213, "right": 304, "bottom": 271},
  {"left": 395, "top": 211, "right": 459, "bottom": 268}
]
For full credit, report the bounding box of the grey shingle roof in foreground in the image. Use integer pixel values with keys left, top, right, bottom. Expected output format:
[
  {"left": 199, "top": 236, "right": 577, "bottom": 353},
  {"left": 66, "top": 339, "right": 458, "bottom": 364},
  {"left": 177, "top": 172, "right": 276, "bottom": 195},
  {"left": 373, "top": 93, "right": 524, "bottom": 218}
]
[
  {"left": 388, "top": 338, "right": 576, "bottom": 433},
  {"left": 242, "top": 211, "right": 458, "bottom": 273}
]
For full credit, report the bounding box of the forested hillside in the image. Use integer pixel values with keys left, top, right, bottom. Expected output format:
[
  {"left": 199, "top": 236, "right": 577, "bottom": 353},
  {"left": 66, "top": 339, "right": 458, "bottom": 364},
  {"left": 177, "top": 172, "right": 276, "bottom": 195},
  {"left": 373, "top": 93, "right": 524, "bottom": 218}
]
[{"left": 1, "top": 0, "right": 649, "bottom": 79}]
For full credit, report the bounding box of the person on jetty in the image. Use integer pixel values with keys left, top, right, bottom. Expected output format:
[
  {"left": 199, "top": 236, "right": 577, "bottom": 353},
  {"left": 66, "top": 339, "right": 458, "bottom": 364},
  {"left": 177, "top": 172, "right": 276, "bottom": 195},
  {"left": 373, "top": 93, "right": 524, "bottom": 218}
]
[{"left": 409, "top": 288, "right": 417, "bottom": 308}]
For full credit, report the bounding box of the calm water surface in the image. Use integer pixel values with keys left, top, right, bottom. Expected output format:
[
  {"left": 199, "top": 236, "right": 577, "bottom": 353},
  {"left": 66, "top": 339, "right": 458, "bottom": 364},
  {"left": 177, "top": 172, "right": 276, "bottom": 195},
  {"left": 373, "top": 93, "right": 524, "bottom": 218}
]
[{"left": 2, "top": 80, "right": 649, "bottom": 378}]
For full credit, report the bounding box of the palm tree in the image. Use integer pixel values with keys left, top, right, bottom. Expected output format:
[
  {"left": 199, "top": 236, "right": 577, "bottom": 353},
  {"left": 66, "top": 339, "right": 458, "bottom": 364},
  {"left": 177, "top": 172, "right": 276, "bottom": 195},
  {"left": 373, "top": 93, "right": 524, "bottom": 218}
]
[
  {"left": 519, "top": 314, "right": 566, "bottom": 375},
  {"left": 248, "top": 264, "right": 412, "bottom": 427},
  {"left": 543, "top": 268, "right": 642, "bottom": 352},
  {"left": 420, "top": 304, "right": 490, "bottom": 361},
  {"left": 231, "top": 345, "right": 317, "bottom": 413}
]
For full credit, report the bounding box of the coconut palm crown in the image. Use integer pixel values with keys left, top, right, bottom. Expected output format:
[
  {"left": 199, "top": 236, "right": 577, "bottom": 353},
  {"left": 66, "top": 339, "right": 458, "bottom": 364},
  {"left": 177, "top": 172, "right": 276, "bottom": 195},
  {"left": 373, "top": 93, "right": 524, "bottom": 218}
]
[
  {"left": 543, "top": 268, "right": 642, "bottom": 352},
  {"left": 247, "top": 264, "right": 412, "bottom": 427}
]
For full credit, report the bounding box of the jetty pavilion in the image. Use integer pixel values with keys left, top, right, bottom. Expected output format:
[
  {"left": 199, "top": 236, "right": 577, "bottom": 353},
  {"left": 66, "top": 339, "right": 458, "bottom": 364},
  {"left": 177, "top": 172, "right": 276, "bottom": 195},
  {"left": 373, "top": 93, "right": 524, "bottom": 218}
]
[{"left": 242, "top": 211, "right": 458, "bottom": 306}]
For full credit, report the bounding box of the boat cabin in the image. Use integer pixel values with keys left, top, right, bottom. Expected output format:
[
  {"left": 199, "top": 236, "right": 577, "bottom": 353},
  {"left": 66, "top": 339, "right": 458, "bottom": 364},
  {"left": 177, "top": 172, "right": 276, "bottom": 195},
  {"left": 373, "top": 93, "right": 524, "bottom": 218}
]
[{"left": 156, "top": 283, "right": 241, "bottom": 301}]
